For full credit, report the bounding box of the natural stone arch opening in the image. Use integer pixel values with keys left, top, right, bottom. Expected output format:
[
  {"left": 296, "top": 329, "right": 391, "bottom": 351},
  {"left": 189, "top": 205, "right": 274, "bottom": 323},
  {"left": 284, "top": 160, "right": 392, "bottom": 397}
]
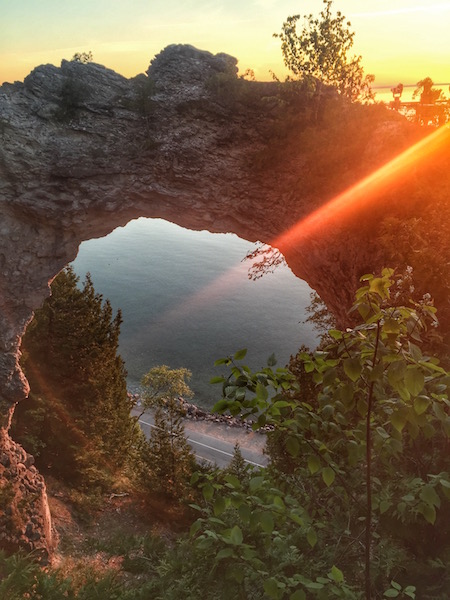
[
  {"left": 0, "top": 43, "right": 424, "bottom": 556},
  {"left": 71, "top": 216, "right": 318, "bottom": 403}
]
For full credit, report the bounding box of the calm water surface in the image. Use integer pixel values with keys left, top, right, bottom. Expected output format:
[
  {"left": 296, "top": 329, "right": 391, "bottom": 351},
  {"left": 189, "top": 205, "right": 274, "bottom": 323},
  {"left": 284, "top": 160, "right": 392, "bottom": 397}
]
[{"left": 71, "top": 218, "right": 317, "bottom": 408}]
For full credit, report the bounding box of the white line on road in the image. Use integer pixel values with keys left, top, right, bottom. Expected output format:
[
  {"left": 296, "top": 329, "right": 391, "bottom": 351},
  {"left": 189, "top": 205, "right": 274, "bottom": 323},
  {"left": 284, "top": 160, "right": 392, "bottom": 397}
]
[{"left": 138, "top": 417, "right": 265, "bottom": 468}]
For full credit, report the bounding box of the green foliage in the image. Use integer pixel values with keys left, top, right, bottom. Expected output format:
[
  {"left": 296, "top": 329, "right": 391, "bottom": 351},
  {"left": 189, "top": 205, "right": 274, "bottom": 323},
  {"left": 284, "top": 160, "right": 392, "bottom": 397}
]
[
  {"left": 274, "top": 0, "right": 374, "bottom": 104},
  {"left": 13, "top": 267, "right": 137, "bottom": 490},
  {"left": 71, "top": 51, "right": 93, "bottom": 64},
  {"left": 141, "top": 365, "right": 194, "bottom": 408},
  {"left": 139, "top": 366, "right": 196, "bottom": 499},
  {"left": 194, "top": 269, "right": 449, "bottom": 599},
  {"left": 0, "top": 550, "right": 124, "bottom": 599}
]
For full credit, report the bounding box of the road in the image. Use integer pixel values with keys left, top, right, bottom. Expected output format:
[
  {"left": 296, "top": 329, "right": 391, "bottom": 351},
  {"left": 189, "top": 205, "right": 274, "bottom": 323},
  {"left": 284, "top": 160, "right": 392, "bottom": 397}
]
[{"left": 132, "top": 408, "right": 268, "bottom": 469}]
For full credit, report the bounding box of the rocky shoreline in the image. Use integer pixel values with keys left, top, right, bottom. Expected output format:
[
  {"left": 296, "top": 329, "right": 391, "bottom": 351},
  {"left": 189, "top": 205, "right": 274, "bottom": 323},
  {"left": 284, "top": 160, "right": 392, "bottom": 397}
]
[{"left": 128, "top": 391, "right": 272, "bottom": 434}]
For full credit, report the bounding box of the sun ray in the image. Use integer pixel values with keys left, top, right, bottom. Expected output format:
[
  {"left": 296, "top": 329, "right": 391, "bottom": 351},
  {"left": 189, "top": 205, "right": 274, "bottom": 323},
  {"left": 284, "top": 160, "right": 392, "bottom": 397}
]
[
  {"left": 137, "top": 125, "right": 450, "bottom": 331},
  {"left": 272, "top": 125, "right": 450, "bottom": 252}
]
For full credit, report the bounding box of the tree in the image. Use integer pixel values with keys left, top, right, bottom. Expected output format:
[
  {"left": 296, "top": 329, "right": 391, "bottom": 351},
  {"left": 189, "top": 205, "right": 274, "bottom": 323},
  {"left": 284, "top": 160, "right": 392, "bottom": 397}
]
[
  {"left": 140, "top": 366, "right": 196, "bottom": 499},
  {"left": 190, "top": 269, "right": 449, "bottom": 599},
  {"left": 274, "top": 0, "right": 373, "bottom": 116},
  {"left": 412, "top": 77, "right": 448, "bottom": 126},
  {"left": 12, "top": 267, "right": 136, "bottom": 488},
  {"left": 71, "top": 51, "right": 93, "bottom": 64}
]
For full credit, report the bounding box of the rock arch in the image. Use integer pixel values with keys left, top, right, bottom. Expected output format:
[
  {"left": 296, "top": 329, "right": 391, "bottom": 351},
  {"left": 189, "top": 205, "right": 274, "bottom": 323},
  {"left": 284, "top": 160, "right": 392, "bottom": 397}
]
[{"left": 0, "top": 44, "right": 420, "bottom": 555}]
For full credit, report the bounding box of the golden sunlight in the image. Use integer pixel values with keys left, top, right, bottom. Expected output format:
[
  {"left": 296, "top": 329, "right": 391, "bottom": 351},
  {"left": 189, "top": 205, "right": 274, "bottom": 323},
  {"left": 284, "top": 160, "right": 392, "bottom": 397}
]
[{"left": 272, "top": 125, "right": 450, "bottom": 251}]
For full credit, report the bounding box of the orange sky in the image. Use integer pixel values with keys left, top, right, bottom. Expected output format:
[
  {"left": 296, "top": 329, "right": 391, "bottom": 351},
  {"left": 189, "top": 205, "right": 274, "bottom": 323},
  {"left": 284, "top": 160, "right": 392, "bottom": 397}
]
[{"left": 1, "top": 1, "right": 450, "bottom": 88}]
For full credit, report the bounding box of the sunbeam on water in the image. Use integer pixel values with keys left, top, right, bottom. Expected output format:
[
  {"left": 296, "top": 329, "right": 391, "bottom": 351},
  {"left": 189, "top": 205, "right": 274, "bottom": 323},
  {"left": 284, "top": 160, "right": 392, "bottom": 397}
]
[{"left": 71, "top": 219, "right": 317, "bottom": 408}]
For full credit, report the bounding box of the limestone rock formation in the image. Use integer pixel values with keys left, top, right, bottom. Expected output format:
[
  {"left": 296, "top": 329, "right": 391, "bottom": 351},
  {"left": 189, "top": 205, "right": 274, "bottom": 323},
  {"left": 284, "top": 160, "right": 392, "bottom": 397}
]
[{"left": 0, "top": 44, "right": 428, "bottom": 556}]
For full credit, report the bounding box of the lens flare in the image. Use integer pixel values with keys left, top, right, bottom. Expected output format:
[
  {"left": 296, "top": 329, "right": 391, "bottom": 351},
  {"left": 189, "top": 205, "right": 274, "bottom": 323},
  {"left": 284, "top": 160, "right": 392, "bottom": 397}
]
[
  {"left": 149, "top": 125, "right": 450, "bottom": 326},
  {"left": 272, "top": 125, "right": 450, "bottom": 252}
]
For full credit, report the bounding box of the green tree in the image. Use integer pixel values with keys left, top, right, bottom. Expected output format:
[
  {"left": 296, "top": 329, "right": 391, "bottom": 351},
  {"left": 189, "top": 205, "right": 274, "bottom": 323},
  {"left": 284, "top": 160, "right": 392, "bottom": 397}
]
[
  {"left": 140, "top": 366, "right": 196, "bottom": 499},
  {"left": 13, "top": 267, "right": 136, "bottom": 489},
  {"left": 71, "top": 51, "right": 93, "bottom": 64},
  {"left": 190, "top": 270, "right": 449, "bottom": 599},
  {"left": 274, "top": 0, "right": 373, "bottom": 119}
]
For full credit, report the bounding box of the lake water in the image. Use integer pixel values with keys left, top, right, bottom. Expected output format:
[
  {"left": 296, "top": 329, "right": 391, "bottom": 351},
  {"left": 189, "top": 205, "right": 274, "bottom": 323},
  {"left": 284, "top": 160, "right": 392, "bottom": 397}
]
[
  {"left": 374, "top": 83, "right": 449, "bottom": 104},
  {"left": 71, "top": 218, "right": 317, "bottom": 409}
]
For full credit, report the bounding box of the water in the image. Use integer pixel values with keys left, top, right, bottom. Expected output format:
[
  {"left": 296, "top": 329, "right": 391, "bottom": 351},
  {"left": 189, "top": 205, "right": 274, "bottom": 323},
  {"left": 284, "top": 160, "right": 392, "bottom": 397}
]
[
  {"left": 71, "top": 218, "right": 317, "bottom": 408},
  {"left": 373, "top": 83, "right": 449, "bottom": 104}
]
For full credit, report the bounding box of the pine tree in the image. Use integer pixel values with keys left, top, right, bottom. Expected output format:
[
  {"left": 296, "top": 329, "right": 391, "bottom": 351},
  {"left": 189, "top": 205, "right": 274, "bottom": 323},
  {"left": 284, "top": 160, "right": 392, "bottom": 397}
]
[
  {"left": 145, "top": 400, "right": 195, "bottom": 499},
  {"left": 140, "top": 366, "right": 196, "bottom": 499},
  {"left": 13, "top": 267, "right": 136, "bottom": 488}
]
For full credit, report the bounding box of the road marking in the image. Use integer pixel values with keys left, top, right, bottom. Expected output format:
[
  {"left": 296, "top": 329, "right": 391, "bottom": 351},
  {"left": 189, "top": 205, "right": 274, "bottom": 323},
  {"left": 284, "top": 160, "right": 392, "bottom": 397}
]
[{"left": 138, "top": 417, "right": 266, "bottom": 468}]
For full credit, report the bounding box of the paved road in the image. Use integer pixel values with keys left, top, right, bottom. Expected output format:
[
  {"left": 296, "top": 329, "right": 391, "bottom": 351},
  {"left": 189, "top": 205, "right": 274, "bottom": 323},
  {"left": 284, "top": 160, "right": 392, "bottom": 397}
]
[{"left": 132, "top": 408, "right": 268, "bottom": 469}]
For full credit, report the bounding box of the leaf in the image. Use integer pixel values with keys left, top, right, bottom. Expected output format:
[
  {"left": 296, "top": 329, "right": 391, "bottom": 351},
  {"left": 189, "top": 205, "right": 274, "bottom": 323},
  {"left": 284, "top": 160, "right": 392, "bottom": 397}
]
[
  {"left": 213, "top": 495, "right": 226, "bottom": 517},
  {"left": 322, "top": 467, "right": 335, "bottom": 487},
  {"left": 383, "top": 318, "right": 400, "bottom": 334},
  {"left": 229, "top": 525, "right": 243, "bottom": 545},
  {"left": 286, "top": 435, "right": 300, "bottom": 457},
  {"left": 329, "top": 565, "right": 344, "bottom": 583},
  {"left": 343, "top": 357, "right": 362, "bottom": 382},
  {"left": 272, "top": 400, "right": 291, "bottom": 410},
  {"left": 369, "top": 277, "right": 385, "bottom": 297},
  {"left": 357, "top": 397, "right": 368, "bottom": 417},
  {"left": 408, "top": 342, "right": 423, "bottom": 362},
  {"left": 390, "top": 410, "right": 407, "bottom": 433},
  {"left": 420, "top": 485, "right": 441, "bottom": 508},
  {"left": 210, "top": 376, "right": 225, "bottom": 384},
  {"left": 328, "top": 329, "right": 343, "bottom": 340},
  {"left": 387, "top": 360, "right": 406, "bottom": 386},
  {"left": 214, "top": 357, "right": 230, "bottom": 366},
  {"left": 376, "top": 426, "right": 390, "bottom": 440},
  {"left": 264, "top": 578, "right": 281, "bottom": 599},
  {"left": 290, "top": 590, "right": 306, "bottom": 600},
  {"left": 216, "top": 548, "right": 234, "bottom": 560},
  {"left": 379, "top": 500, "right": 391, "bottom": 514},
  {"left": 255, "top": 381, "right": 269, "bottom": 402},
  {"left": 290, "top": 512, "right": 304, "bottom": 526},
  {"left": 267, "top": 353, "right": 277, "bottom": 367},
  {"left": 384, "top": 590, "right": 400, "bottom": 598},
  {"left": 357, "top": 302, "right": 370, "bottom": 319},
  {"left": 224, "top": 474, "right": 241, "bottom": 489},
  {"left": 259, "top": 511, "right": 275, "bottom": 534},
  {"left": 249, "top": 476, "right": 265, "bottom": 492},
  {"left": 304, "top": 581, "right": 324, "bottom": 590},
  {"left": 405, "top": 367, "right": 424, "bottom": 397},
  {"left": 202, "top": 482, "right": 215, "bottom": 501},
  {"left": 304, "top": 361, "right": 315, "bottom": 373},
  {"left": 306, "top": 528, "right": 317, "bottom": 548},
  {"left": 238, "top": 503, "right": 251, "bottom": 523},
  {"left": 190, "top": 520, "right": 202, "bottom": 536},
  {"left": 419, "top": 503, "right": 436, "bottom": 524},
  {"left": 233, "top": 348, "right": 247, "bottom": 360},
  {"left": 414, "top": 396, "right": 430, "bottom": 415},
  {"left": 307, "top": 455, "right": 321, "bottom": 474}
]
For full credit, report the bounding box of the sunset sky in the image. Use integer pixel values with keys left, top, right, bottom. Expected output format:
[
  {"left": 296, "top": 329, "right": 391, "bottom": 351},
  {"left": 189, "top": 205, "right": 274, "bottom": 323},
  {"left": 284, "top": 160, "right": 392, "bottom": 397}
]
[{"left": 1, "top": 1, "right": 449, "bottom": 88}]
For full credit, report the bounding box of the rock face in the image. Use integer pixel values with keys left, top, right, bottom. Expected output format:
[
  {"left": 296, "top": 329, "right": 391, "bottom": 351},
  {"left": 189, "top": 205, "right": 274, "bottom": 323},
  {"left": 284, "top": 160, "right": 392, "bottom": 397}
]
[{"left": 0, "top": 44, "right": 423, "bottom": 555}]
